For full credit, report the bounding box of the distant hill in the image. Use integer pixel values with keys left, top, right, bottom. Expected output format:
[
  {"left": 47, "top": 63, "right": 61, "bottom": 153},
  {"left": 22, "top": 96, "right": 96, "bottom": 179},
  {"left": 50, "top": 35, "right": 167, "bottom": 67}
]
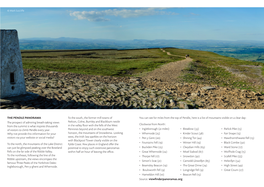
[
  {"left": 19, "top": 38, "right": 264, "bottom": 50},
  {"left": 19, "top": 38, "right": 264, "bottom": 63}
]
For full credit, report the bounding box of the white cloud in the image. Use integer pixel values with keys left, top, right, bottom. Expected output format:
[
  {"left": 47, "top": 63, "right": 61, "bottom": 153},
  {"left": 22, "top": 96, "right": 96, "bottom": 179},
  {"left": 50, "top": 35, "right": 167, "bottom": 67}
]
[
  {"left": 69, "top": 11, "right": 110, "bottom": 22},
  {"left": 69, "top": 8, "right": 178, "bottom": 22},
  {"left": 190, "top": 13, "right": 199, "bottom": 16}
]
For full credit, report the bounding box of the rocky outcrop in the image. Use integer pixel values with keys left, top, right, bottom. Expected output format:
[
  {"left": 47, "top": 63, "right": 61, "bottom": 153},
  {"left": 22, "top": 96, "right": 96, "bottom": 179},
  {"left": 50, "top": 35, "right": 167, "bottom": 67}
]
[
  {"left": 1, "top": 69, "right": 263, "bottom": 109},
  {"left": 0, "top": 70, "right": 195, "bottom": 109}
]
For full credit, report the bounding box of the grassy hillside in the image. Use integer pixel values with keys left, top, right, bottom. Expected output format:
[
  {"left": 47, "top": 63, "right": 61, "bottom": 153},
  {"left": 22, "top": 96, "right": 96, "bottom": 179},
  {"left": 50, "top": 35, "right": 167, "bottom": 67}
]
[
  {"left": 21, "top": 49, "right": 184, "bottom": 77},
  {"left": 165, "top": 48, "right": 264, "bottom": 92},
  {"left": 22, "top": 48, "right": 264, "bottom": 93}
]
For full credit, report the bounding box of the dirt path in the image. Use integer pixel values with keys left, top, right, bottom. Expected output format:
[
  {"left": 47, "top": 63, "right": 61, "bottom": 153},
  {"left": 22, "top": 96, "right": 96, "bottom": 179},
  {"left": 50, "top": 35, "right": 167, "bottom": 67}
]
[{"left": 143, "top": 49, "right": 192, "bottom": 83}]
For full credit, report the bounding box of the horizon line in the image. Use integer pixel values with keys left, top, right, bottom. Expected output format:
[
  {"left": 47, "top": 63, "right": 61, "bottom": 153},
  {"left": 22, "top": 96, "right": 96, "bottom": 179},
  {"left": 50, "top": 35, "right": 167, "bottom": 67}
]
[{"left": 19, "top": 37, "right": 264, "bottom": 42}]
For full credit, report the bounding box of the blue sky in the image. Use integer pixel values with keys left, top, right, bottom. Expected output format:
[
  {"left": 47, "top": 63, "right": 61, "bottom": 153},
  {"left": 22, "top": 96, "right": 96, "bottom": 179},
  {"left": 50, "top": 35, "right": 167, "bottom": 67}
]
[{"left": 1, "top": 7, "right": 264, "bottom": 41}]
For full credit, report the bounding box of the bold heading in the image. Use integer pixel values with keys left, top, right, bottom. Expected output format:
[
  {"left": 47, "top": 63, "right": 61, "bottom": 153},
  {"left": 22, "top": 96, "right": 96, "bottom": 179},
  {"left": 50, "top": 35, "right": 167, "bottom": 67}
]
[{"left": 7, "top": 116, "right": 41, "bottom": 119}]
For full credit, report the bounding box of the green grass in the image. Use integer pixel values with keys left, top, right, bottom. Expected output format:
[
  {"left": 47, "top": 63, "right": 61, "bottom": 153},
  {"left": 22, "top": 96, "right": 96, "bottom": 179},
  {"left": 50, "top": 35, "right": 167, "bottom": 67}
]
[
  {"left": 22, "top": 49, "right": 184, "bottom": 77},
  {"left": 22, "top": 47, "right": 264, "bottom": 93},
  {"left": 165, "top": 48, "right": 264, "bottom": 93}
]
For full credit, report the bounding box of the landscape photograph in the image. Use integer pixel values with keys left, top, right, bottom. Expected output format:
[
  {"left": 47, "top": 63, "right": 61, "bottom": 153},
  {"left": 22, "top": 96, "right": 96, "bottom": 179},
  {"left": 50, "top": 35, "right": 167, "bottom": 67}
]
[{"left": 0, "top": 7, "right": 264, "bottom": 109}]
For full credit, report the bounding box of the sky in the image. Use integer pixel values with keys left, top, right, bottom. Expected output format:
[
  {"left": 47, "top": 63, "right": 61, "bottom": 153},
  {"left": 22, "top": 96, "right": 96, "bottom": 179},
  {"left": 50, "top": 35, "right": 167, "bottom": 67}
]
[{"left": 1, "top": 7, "right": 264, "bottom": 41}]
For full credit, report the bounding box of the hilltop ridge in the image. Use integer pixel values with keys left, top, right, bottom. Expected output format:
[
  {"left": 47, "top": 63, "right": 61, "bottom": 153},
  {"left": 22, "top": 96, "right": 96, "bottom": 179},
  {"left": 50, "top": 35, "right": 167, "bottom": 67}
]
[{"left": 1, "top": 47, "right": 263, "bottom": 109}]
